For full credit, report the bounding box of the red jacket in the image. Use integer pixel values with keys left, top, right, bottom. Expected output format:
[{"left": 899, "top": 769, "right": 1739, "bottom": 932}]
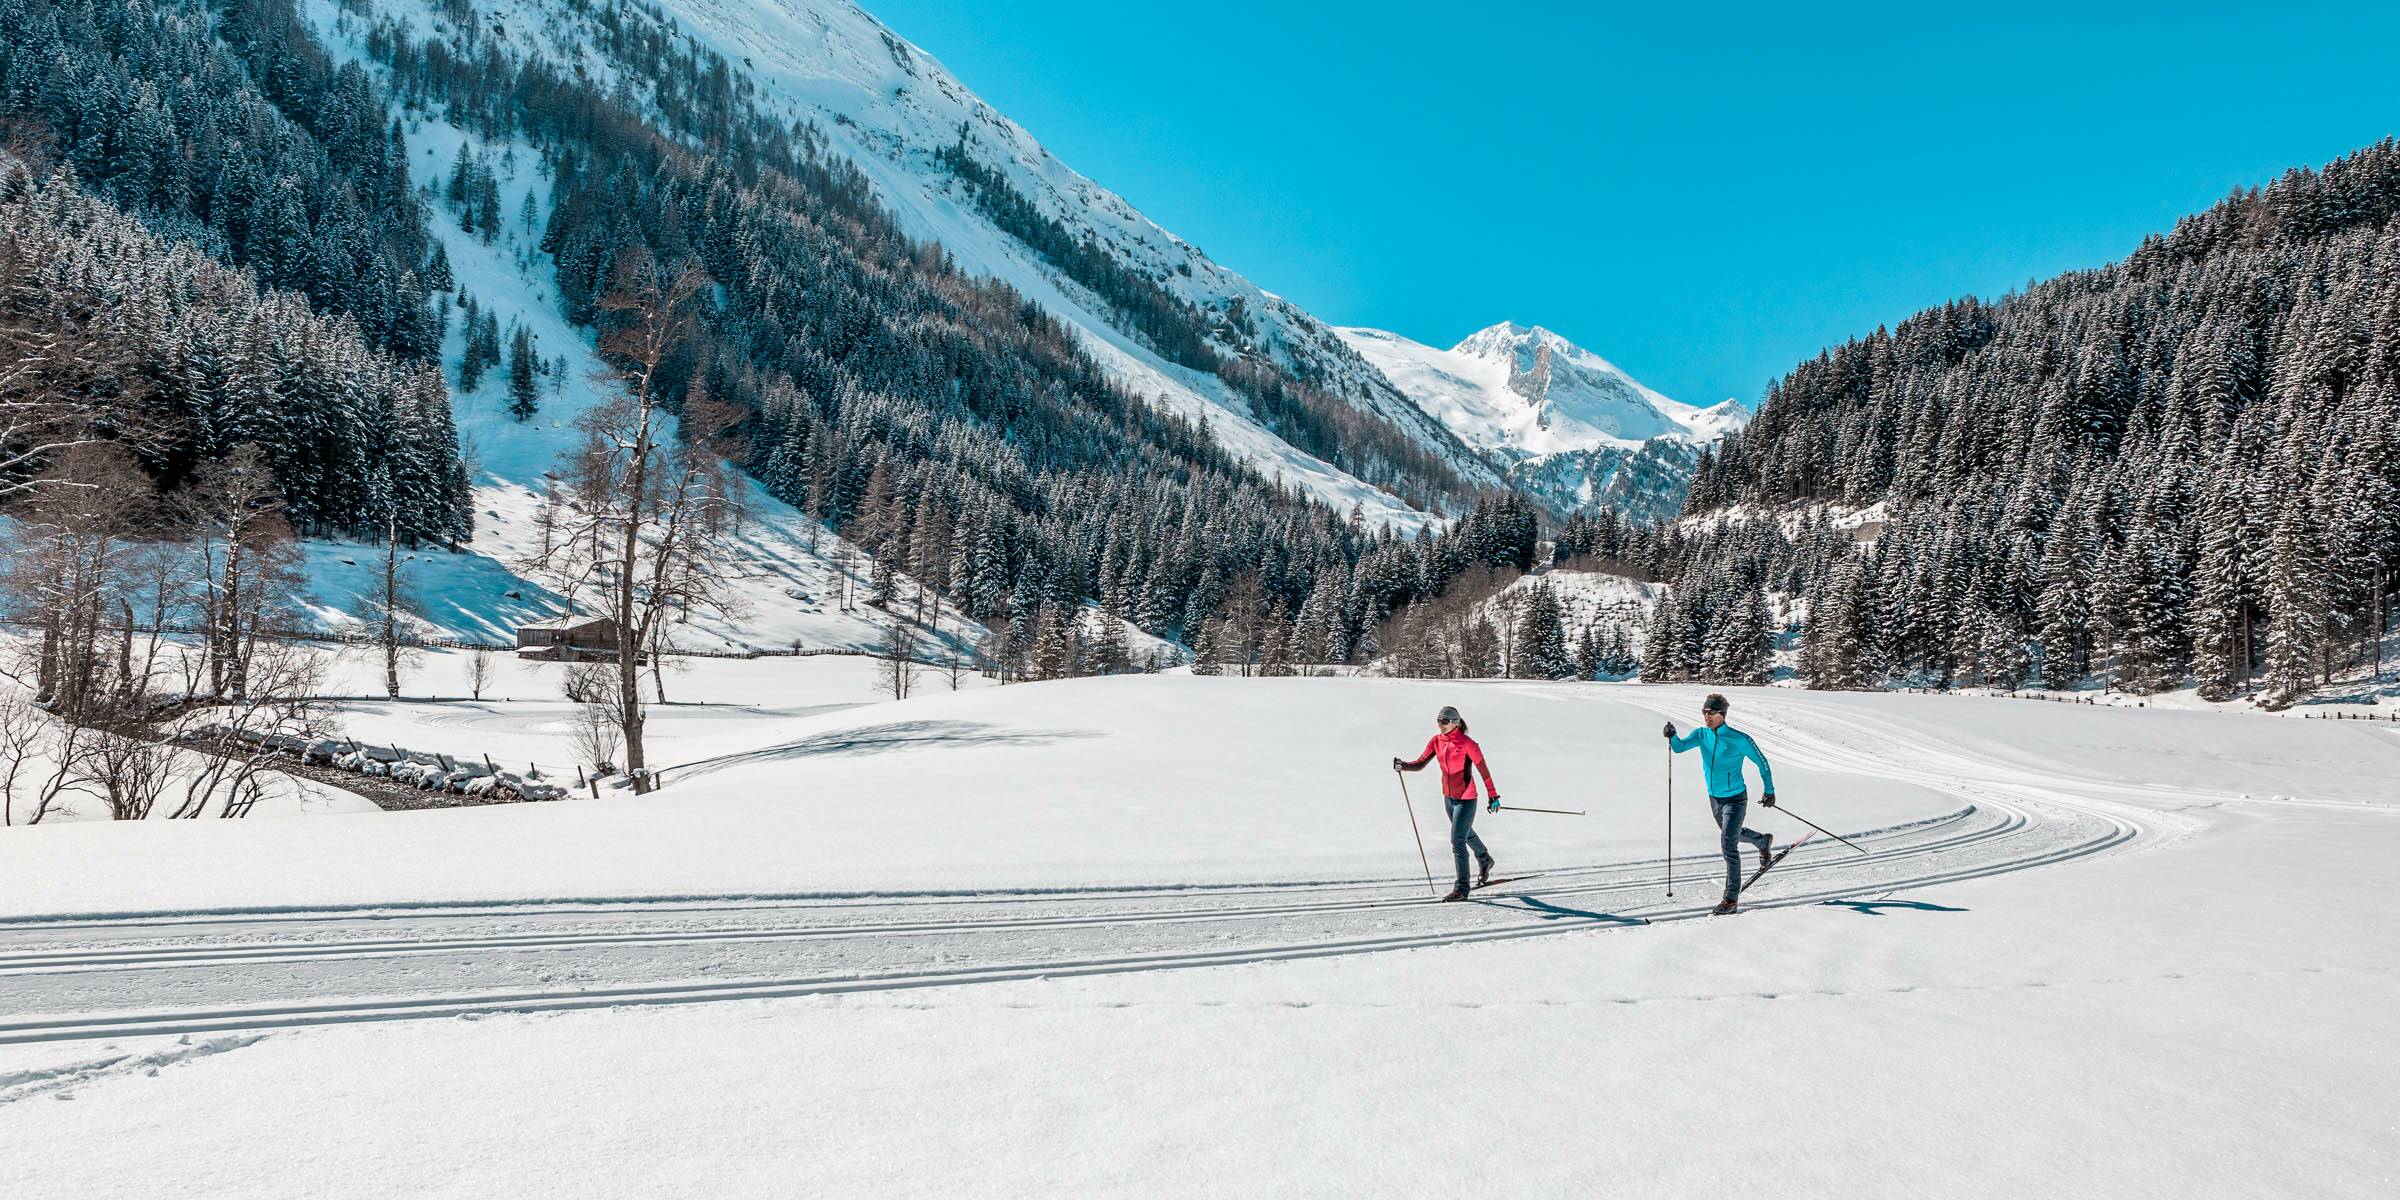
[{"left": 1406, "top": 729, "right": 1497, "bottom": 801}]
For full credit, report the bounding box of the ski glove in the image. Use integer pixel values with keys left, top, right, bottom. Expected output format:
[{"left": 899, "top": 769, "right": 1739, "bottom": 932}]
[
  {"left": 1662, "top": 722, "right": 1677, "bottom": 739},
  {"left": 1392, "top": 757, "right": 1408, "bottom": 772},
  {"left": 1761, "top": 792, "right": 1777, "bottom": 808},
  {"left": 1487, "top": 797, "right": 1500, "bottom": 814}
]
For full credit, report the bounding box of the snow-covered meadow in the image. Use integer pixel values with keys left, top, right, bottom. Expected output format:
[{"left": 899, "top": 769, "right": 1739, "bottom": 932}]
[
  {"left": 0, "top": 675, "right": 1953, "bottom": 916},
  {"left": 3, "top": 676, "right": 2396, "bottom": 1197}
]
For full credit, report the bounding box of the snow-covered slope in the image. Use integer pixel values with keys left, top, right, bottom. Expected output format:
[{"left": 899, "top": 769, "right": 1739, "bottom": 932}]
[
  {"left": 1341, "top": 323, "right": 1749, "bottom": 519},
  {"left": 1493, "top": 568, "right": 1661, "bottom": 633},
  {"left": 280, "top": 3, "right": 992, "bottom": 656},
  {"left": 593, "top": 0, "right": 1500, "bottom": 525}
]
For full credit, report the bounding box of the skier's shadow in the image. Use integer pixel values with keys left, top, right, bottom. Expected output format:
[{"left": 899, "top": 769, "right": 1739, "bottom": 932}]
[
  {"left": 1819, "top": 899, "right": 1969, "bottom": 916},
  {"left": 1485, "top": 894, "right": 1647, "bottom": 926}
]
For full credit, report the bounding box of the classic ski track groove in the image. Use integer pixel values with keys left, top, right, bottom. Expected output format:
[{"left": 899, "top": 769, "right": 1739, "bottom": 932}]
[
  {"left": 0, "top": 803, "right": 2127, "bottom": 1045},
  {"left": 0, "top": 808, "right": 2006, "bottom": 974},
  {"left": 0, "top": 697, "right": 2151, "bottom": 1045}
]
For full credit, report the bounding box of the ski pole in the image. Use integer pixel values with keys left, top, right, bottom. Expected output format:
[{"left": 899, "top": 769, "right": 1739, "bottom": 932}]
[
  {"left": 1493, "top": 804, "right": 1585, "bottom": 816},
  {"left": 1665, "top": 741, "right": 1674, "bottom": 898},
  {"left": 1769, "top": 802, "right": 1868, "bottom": 855},
  {"left": 1394, "top": 768, "right": 1437, "bottom": 898}
]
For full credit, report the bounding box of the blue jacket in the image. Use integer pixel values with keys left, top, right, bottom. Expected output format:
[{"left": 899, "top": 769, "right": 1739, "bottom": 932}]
[{"left": 1670, "top": 723, "right": 1775, "bottom": 800}]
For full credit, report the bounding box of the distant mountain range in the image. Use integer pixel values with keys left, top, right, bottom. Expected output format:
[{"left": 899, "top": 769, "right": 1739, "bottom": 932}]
[{"left": 1339, "top": 323, "right": 1749, "bottom": 520}]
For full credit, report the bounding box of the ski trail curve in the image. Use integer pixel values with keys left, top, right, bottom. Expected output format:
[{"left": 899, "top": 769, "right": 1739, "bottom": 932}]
[{"left": 0, "top": 693, "right": 2147, "bottom": 1045}]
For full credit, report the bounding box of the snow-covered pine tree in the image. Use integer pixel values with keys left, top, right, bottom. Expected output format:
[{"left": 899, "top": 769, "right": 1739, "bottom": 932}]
[
  {"left": 1189, "top": 619, "right": 1223, "bottom": 677},
  {"left": 1509, "top": 583, "right": 1572, "bottom": 679},
  {"left": 2263, "top": 448, "right": 2329, "bottom": 707},
  {"left": 1641, "top": 589, "right": 1685, "bottom": 683},
  {"left": 507, "top": 326, "right": 540, "bottom": 420},
  {"left": 1573, "top": 622, "right": 1603, "bottom": 681}
]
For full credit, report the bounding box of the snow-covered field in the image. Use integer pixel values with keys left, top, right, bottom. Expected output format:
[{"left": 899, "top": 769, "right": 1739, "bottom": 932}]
[
  {"left": 315, "top": 644, "right": 994, "bottom": 780},
  {"left": 0, "top": 677, "right": 1953, "bottom": 916},
  {"left": 3, "top": 678, "right": 2395, "bottom": 1196}
]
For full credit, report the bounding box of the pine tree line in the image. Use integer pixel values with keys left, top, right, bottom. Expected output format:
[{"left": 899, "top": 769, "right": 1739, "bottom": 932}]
[
  {"left": 1676, "top": 141, "right": 2400, "bottom": 706},
  {"left": 1, "top": 162, "right": 470, "bottom": 543},
  {"left": 0, "top": 0, "right": 444, "bottom": 358}
]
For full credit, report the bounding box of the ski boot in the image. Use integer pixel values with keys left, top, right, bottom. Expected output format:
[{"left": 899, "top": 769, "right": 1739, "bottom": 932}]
[
  {"left": 1476, "top": 855, "right": 1496, "bottom": 888},
  {"left": 1756, "top": 835, "right": 1775, "bottom": 870},
  {"left": 1442, "top": 885, "right": 1469, "bottom": 902},
  {"left": 1711, "top": 896, "right": 1739, "bottom": 916}
]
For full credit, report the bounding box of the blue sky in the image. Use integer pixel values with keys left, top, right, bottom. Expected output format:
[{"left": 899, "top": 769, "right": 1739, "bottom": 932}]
[{"left": 865, "top": 1, "right": 2400, "bottom": 406}]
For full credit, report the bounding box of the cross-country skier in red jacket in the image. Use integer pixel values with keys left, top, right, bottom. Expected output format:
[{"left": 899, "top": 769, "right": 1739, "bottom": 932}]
[{"left": 1395, "top": 705, "right": 1499, "bottom": 901}]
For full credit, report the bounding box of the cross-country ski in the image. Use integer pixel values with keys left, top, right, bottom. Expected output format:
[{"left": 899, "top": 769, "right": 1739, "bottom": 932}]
[{"left": 1741, "top": 831, "right": 1817, "bottom": 893}]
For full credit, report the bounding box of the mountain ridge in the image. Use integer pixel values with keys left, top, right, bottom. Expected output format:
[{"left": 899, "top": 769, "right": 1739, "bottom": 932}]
[
  {"left": 639, "top": 0, "right": 1504, "bottom": 524},
  {"left": 1336, "top": 321, "right": 1747, "bottom": 520}
]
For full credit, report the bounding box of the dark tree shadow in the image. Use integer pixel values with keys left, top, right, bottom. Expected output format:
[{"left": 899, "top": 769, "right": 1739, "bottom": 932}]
[{"left": 669, "top": 720, "right": 1099, "bottom": 781}]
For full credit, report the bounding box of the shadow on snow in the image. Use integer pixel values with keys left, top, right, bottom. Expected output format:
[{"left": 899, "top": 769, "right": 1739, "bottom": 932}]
[{"left": 668, "top": 719, "right": 1099, "bottom": 782}]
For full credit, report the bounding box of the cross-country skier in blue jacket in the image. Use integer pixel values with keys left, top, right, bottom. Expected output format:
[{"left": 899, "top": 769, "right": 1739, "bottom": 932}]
[{"left": 1665, "top": 693, "right": 1778, "bottom": 914}]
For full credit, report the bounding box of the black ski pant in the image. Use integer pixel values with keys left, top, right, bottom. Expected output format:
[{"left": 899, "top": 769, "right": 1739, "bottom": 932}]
[
  {"left": 1444, "top": 797, "right": 1491, "bottom": 889},
  {"left": 1710, "top": 791, "right": 1771, "bottom": 900}
]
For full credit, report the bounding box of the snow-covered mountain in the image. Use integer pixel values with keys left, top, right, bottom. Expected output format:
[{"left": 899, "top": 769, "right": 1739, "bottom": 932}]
[
  {"left": 604, "top": 0, "right": 1501, "bottom": 524},
  {"left": 1339, "top": 323, "right": 1748, "bottom": 520}
]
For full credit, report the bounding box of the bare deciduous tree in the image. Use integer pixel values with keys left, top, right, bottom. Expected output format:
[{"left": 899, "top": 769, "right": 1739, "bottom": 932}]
[
  {"left": 878, "top": 621, "right": 922, "bottom": 700},
  {"left": 10, "top": 706, "right": 99, "bottom": 825},
  {"left": 168, "top": 637, "right": 327, "bottom": 819},
  {"left": 0, "top": 689, "right": 47, "bottom": 825},
  {"left": 519, "top": 257, "right": 742, "bottom": 794},
  {"left": 563, "top": 660, "right": 622, "bottom": 776},
  {"left": 466, "top": 647, "right": 495, "bottom": 701},
  {"left": 1373, "top": 567, "right": 1518, "bottom": 680},
  {"left": 0, "top": 445, "right": 150, "bottom": 721},
  {"left": 191, "top": 444, "right": 303, "bottom": 700},
  {"left": 86, "top": 726, "right": 175, "bottom": 821},
  {"left": 118, "top": 537, "right": 197, "bottom": 706},
  {"left": 361, "top": 516, "right": 423, "bottom": 700}
]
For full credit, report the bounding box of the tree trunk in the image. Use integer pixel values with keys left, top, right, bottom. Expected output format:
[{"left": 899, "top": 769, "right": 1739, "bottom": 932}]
[
  {"left": 615, "top": 397, "right": 653, "bottom": 795},
  {"left": 383, "top": 518, "right": 402, "bottom": 701}
]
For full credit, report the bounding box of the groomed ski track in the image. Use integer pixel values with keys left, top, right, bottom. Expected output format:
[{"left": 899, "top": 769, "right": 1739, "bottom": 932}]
[{"left": 0, "top": 691, "right": 2153, "bottom": 1045}]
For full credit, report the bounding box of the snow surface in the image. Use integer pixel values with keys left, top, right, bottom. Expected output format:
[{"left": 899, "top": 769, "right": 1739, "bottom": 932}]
[
  {"left": 0, "top": 676, "right": 1952, "bottom": 918},
  {"left": 4, "top": 682, "right": 2396, "bottom": 1195},
  {"left": 318, "top": 645, "right": 994, "bottom": 784}
]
